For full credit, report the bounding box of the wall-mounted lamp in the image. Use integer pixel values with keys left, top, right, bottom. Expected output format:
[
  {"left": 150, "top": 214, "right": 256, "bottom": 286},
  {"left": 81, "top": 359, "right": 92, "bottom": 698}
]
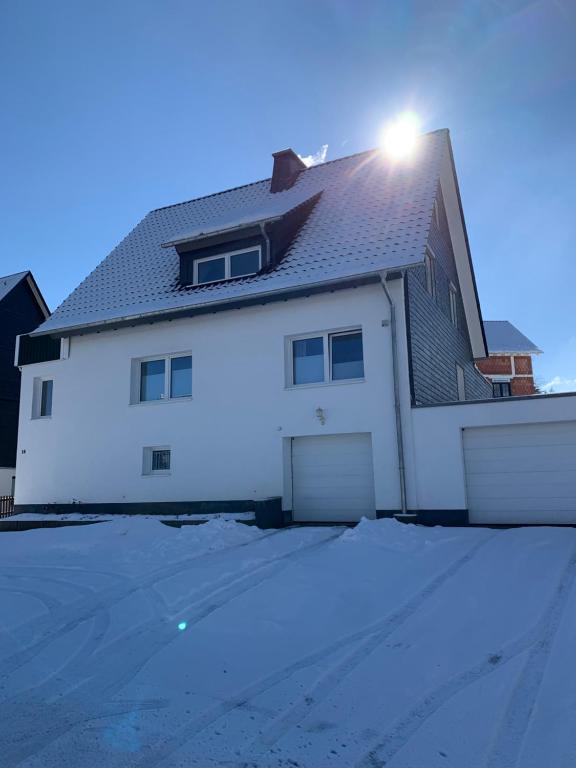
[{"left": 315, "top": 407, "right": 326, "bottom": 425}]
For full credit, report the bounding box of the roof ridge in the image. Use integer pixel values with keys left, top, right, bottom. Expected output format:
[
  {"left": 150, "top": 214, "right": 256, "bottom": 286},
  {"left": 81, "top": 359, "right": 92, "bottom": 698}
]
[
  {"left": 149, "top": 148, "right": 375, "bottom": 214},
  {"left": 0, "top": 270, "right": 29, "bottom": 282},
  {"left": 149, "top": 131, "right": 447, "bottom": 215}
]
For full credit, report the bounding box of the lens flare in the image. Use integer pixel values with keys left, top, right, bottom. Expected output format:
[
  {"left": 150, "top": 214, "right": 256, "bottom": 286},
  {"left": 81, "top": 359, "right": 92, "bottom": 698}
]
[
  {"left": 381, "top": 112, "right": 421, "bottom": 160},
  {"left": 178, "top": 621, "right": 187, "bottom": 631}
]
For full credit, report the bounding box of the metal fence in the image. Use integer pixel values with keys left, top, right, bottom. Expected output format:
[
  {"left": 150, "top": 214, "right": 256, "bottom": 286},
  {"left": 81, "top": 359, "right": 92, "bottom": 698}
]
[{"left": 0, "top": 497, "right": 15, "bottom": 518}]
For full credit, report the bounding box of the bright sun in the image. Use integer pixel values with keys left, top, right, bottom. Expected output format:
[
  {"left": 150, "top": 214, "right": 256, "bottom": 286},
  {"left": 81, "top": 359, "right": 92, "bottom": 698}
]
[{"left": 381, "top": 111, "right": 421, "bottom": 160}]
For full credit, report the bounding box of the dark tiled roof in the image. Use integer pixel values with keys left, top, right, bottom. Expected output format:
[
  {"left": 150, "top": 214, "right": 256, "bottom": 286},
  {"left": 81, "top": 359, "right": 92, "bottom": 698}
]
[
  {"left": 0, "top": 271, "right": 28, "bottom": 303},
  {"left": 37, "top": 131, "right": 447, "bottom": 335}
]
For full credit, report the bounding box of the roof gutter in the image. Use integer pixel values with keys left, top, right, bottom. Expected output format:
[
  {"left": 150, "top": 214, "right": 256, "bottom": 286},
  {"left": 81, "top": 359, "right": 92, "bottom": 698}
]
[{"left": 161, "top": 214, "right": 284, "bottom": 248}]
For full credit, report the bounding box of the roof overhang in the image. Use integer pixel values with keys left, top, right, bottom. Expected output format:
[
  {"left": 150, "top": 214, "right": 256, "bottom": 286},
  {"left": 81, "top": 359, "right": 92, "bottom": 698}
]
[
  {"left": 31, "top": 273, "right": 382, "bottom": 338},
  {"left": 438, "top": 133, "right": 488, "bottom": 359},
  {"left": 160, "top": 190, "right": 322, "bottom": 250}
]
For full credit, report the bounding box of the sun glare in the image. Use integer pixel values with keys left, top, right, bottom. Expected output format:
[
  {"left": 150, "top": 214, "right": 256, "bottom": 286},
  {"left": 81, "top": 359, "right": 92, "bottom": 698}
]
[{"left": 381, "top": 112, "right": 421, "bottom": 160}]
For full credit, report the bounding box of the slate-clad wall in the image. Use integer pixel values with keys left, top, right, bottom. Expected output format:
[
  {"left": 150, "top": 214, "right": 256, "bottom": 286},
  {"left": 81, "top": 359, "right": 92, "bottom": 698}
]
[
  {"left": 0, "top": 279, "right": 46, "bottom": 467},
  {"left": 406, "top": 188, "right": 492, "bottom": 405}
]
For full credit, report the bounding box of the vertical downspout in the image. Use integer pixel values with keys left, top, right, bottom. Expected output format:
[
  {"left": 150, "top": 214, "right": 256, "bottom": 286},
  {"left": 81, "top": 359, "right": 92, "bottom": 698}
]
[{"left": 380, "top": 274, "right": 408, "bottom": 516}]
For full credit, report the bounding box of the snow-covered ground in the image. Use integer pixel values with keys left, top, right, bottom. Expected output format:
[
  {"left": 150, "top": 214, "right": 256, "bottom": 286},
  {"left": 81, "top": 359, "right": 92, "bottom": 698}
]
[{"left": 0, "top": 517, "right": 575, "bottom": 767}]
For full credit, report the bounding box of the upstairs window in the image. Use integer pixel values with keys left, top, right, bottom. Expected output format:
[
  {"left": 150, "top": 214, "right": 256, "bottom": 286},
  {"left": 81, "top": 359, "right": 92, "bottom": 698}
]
[
  {"left": 425, "top": 250, "right": 436, "bottom": 298},
  {"left": 194, "top": 246, "right": 262, "bottom": 285},
  {"left": 449, "top": 283, "right": 458, "bottom": 327},
  {"left": 32, "top": 377, "right": 53, "bottom": 419},
  {"left": 135, "top": 354, "right": 192, "bottom": 403},
  {"left": 40, "top": 379, "right": 53, "bottom": 417},
  {"left": 290, "top": 329, "right": 364, "bottom": 386},
  {"left": 456, "top": 364, "right": 466, "bottom": 401}
]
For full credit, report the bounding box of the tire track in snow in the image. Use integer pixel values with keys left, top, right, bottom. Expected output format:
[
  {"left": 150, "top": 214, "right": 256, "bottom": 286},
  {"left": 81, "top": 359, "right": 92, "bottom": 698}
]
[
  {"left": 354, "top": 549, "right": 576, "bottom": 768},
  {"left": 249, "top": 533, "right": 495, "bottom": 753},
  {"left": 0, "top": 529, "right": 340, "bottom": 767},
  {"left": 0, "top": 529, "right": 282, "bottom": 683},
  {"left": 132, "top": 533, "right": 495, "bottom": 768}
]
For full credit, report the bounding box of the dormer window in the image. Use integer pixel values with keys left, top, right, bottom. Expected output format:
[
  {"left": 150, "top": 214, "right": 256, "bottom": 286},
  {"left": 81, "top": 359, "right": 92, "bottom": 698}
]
[{"left": 194, "top": 246, "right": 262, "bottom": 286}]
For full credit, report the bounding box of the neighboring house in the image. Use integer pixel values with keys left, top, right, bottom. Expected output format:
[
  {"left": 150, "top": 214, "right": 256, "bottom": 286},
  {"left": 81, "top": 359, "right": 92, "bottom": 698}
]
[
  {"left": 476, "top": 320, "right": 542, "bottom": 397},
  {"left": 14, "top": 129, "right": 493, "bottom": 522},
  {"left": 0, "top": 272, "right": 50, "bottom": 496}
]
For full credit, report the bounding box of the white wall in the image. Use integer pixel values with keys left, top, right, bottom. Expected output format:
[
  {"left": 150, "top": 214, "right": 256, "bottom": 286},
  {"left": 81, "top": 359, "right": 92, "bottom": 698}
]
[
  {"left": 410, "top": 394, "right": 576, "bottom": 510},
  {"left": 0, "top": 467, "right": 15, "bottom": 496},
  {"left": 15, "top": 283, "right": 412, "bottom": 512}
]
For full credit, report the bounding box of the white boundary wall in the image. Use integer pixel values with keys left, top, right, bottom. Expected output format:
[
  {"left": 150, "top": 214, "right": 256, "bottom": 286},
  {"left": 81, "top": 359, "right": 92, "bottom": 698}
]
[
  {"left": 0, "top": 467, "right": 16, "bottom": 496},
  {"left": 410, "top": 394, "right": 576, "bottom": 513}
]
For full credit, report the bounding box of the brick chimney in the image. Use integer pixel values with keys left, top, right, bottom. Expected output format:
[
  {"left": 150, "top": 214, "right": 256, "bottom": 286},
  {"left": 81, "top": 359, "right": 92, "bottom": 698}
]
[{"left": 270, "top": 149, "right": 307, "bottom": 193}]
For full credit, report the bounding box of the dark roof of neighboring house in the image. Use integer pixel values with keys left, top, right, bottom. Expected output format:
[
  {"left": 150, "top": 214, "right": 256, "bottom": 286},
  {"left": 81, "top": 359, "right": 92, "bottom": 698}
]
[
  {"left": 484, "top": 321, "right": 542, "bottom": 355},
  {"left": 0, "top": 271, "right": 29, "bottom": 303},
  {"left": 34, "top": 130, "right": 456, "bottom": 337},
  {"left": 0, "top": 271, "right": 50, "bottom": 318}
]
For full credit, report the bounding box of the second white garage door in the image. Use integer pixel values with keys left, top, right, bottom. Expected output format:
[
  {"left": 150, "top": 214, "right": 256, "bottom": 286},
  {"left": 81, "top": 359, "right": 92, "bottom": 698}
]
[
  {"left": 291, "top": 433, "right": 376, "bottom": 522},
  {"left": 464, "top": 421, "right": 576, "bottom": 524}
]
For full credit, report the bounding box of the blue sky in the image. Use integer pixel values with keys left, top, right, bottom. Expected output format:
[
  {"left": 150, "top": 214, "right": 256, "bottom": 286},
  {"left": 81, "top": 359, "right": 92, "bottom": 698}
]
[{"left": 1, "top": 0, "right": 574, "bottom": 388}]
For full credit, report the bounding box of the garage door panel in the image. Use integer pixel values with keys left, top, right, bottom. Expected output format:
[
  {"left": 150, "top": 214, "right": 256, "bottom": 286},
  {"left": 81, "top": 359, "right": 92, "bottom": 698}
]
[
  {"left": 468, "top": 469, "right": 574, "bottom": 486},
  {"left": 464, "top": 422, "right": 576, "bottom": 524},
  {"left": 292, "top": 433, "right": 375, "bottom": 522},
  {"left": 464, "top": 422, "right": 576, "bottom": 449}
]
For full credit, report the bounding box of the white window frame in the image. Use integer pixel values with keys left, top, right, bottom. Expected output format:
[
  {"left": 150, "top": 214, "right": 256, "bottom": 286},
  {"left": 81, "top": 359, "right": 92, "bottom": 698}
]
[
  {"left": 425, "top": 248, "right": 436, "bottom": 298},
  {"left": 142, "top": 446, "right": 171, "bottom": 476},
  {"left": 456, "top": 364, "right": 466, "bottom": 401},
  {"left": 31, "top": 376, "right": 54, "bottom": 419},
  {"left": 286, "top": 327, "right": 365, "bottom": 388},
  {"left": 131, "top": 352, "right": 192, "bottom": 405},
  {"left": 449, "top": 282, "right": 458, "bottom": 327},
  {"left": 193, "top": 245, "right": 262, "bottom": 285}
]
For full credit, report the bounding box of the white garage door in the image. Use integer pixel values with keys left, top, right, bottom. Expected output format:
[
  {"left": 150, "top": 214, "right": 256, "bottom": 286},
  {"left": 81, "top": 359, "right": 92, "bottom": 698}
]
[
  {"left": 464, "top": 421, "right": 576, "bottom": 524},
  {"left": 291, "top": 433, "right": 376, "bottom": 522}
]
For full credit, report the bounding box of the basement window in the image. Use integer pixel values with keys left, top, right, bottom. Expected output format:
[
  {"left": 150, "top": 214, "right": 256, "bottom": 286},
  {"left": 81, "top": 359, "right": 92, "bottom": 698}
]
[
  {"left": 143, "top": 447, "right": 171, "bottom": 475},
  {"left": 194, "top": 246, "right": 262, "bottom": 285},
  {"left": 289, "top": 329, "right": 364, "bottom": 386}
]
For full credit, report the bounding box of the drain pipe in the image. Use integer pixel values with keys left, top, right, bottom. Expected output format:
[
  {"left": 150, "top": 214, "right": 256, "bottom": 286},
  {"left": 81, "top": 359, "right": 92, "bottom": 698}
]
[{"left": 380, "top": 274, "right": 408, "bottom": 517}]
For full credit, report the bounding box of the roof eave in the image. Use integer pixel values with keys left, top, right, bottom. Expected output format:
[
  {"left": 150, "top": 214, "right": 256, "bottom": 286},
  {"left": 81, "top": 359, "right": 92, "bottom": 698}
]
[{"left": 31, "top": 271, "right": 394, "bottom": 338}]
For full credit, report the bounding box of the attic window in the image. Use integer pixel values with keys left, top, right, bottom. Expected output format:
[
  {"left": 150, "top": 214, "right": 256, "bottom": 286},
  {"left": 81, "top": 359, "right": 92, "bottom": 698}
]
[{"left": 194, "top": 246, "right": 262, "bottom": 285}]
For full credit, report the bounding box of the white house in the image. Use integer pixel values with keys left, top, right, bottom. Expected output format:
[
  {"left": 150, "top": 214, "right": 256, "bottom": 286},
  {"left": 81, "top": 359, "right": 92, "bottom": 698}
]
[{"left": 14, "top": 132, "right": 576, "bottom": 525}]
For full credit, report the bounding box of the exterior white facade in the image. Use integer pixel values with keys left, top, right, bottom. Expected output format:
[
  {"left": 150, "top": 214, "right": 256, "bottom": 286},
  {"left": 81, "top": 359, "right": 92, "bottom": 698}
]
[{"left": 15, "top": 281, "right": 415, "bottom": 516}]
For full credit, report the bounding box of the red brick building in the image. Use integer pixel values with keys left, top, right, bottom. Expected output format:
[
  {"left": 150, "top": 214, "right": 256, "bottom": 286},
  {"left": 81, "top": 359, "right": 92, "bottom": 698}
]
[{"left": 477, "top": 321, "right": 542, "bottom": 397}]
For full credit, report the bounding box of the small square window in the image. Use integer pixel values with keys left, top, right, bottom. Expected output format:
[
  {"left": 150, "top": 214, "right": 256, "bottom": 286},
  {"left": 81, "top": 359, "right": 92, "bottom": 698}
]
[
  {"left": 143, "top": 447, "right": 171, "bottom": 475},
  {"left": 197, "top": 257, "right": 226, "bottom": 284},
  {"left": 40, "top": 380, "right": 53, "bottom": 417},
  {"left": 292, "top": 337, "right": 324, "bottom": 385},
  {"left": 152, "top": 449, "right": 171, "bottom": 472}
]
